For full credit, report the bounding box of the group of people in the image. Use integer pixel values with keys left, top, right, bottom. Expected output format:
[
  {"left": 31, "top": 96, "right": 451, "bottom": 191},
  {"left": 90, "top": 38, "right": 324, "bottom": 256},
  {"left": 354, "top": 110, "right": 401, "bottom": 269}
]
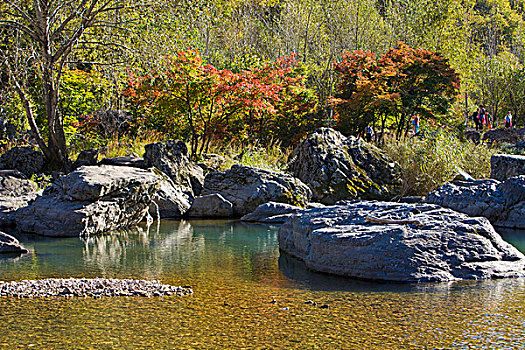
[
  {"left": 471, "top": 106, "right": 492, "bottom": 131},
  {"left": 471, "top": 106, "right": 514, "bottom": 130}
]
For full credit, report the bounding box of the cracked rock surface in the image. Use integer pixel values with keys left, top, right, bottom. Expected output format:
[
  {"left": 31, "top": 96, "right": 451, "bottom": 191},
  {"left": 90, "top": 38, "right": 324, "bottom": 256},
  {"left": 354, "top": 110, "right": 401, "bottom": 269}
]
[{"left": 278, "top": 201, "right": 525, "bottom": 282}]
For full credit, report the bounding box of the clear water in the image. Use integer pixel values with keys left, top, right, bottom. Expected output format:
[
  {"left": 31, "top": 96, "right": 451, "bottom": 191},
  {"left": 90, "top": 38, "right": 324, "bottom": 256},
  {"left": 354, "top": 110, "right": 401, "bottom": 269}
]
[{"left": 0, "top": 220, "right": 524, "bottom": 349}]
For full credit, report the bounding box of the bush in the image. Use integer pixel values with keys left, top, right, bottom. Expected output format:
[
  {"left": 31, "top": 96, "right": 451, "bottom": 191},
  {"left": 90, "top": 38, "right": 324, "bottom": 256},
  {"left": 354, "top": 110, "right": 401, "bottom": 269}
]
[{"left": 385, "top": 132, "right": 497, "bottom": 196}]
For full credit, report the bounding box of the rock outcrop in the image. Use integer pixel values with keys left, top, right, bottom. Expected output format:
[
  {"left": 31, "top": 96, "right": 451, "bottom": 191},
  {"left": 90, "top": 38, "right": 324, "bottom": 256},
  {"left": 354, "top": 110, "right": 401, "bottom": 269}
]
[
  {"left": 0, "top": 146, "right": 44, "bottom": 177},
  {"left": 278, "top": 201, "right": 525, "bottom": 282},
  {"left": 187, "top": 194, "right": 233, "bottom": 218},
  {"left": 483, "top": 127, "right": 525, "bottom": 146},
  {"left": 241, "top": 202, "right": 303, "bottom": 223},
  {"left": 16, "top": 165, "right": 161, "bottom": 237},
  {"left": 0, "top": 231, "right": 28, "bottom": 254},
  {"left": 143, "top": 140, "right": 204, "bottom": 197},
  {"left": 0, "top": 170, "right": 39, "bottom": 227},
  {"left": 425, "top": 176, "right": 525, "bottom": 229},
  {"left": 491, "top": 154, "right": 525, "bottom": 181},
  {"left": 72, "top": 149, "right": 99, "bottom": 169},
  {"left": 201, "top": 165, "right": 311, "bottom": 216},
  {"left": 287, "top": 128, "right": 401, "bottom": 204},
  {"left": 149, "top": 177, "right": 192, "bottom": 219}
]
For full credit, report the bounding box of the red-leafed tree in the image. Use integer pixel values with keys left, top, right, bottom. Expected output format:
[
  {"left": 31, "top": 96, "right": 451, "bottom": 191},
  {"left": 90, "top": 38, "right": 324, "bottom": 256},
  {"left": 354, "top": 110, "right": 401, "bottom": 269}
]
[
  {"left": 331, "top": 42, "right": 460, "bottom": 139},
  {"left": 380, "top": 42, "right": 460, "bottom": 137},
  {"left": 124, "top": 51, "right": 316, "bottom": 158}
]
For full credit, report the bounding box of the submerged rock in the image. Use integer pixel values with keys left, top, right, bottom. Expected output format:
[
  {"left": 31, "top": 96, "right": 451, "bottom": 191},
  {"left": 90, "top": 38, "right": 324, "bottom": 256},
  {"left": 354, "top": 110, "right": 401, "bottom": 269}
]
[
  {"left": 287, "top": 128, "right": 401, "bottom": 204},
  {"left": 0, "top": 278, "right": 192, "bottom": 298},
  {"left": 278, "top": 201, "right": 525, "bottom": 282},
  {"left": 16, "top": 165, "right": 161, "bottom": 237},
  {"left": 0, "top": 231, "right": 28, "bottom": 254},
  {"left": 241, "top": 202, "right": 303, "bottom": 224},
  {"left": 201, "top": 165, "right": 311, "bottom": 216},
  {"left": 425, "top": 176, "right": 525, "bottom": 229}
]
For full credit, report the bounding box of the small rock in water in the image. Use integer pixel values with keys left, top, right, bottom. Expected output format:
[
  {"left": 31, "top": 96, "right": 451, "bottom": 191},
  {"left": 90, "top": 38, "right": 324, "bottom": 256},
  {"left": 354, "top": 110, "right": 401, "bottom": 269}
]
[
  {"left": 319, "top": 304, "right": 330, "bottom": 309},
  {"left": 270, "top": 299, "right": 277, "bottom": 304},
  {"left": 278, "top": 307, "right": 289, "bottom": 311}
]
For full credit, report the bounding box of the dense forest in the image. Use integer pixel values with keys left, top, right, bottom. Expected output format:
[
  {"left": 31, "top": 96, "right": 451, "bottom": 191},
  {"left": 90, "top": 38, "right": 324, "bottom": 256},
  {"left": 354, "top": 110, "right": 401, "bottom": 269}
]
[{"left": 1, "top": 0, "right": 525, "bottom": 167}]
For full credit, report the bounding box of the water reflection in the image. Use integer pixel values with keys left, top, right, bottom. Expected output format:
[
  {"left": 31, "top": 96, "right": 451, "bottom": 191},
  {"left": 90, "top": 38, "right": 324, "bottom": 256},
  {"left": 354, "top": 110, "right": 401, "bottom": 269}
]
[{"left": 0, "top": 220, "right": 281, "bottom": 283}]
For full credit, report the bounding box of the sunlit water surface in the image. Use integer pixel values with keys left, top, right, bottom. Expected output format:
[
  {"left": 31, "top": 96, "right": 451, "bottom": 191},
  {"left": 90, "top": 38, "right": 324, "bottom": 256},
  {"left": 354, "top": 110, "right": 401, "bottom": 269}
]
[{"left": 0, "top": 220, "right": 524, "bottom": 349}]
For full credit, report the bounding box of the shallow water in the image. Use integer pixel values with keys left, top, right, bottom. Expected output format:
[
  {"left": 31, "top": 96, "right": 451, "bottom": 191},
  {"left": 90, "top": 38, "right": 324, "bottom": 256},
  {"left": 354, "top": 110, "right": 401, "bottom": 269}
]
[{"left": 0, "top": 220, "right": 524, "bottom": 349}]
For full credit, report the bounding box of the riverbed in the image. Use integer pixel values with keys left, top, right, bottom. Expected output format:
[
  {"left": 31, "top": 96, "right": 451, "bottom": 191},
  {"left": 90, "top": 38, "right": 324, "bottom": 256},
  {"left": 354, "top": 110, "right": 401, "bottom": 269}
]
[{"left": 0, "top": 220, "right": 524, "bottom": 349}]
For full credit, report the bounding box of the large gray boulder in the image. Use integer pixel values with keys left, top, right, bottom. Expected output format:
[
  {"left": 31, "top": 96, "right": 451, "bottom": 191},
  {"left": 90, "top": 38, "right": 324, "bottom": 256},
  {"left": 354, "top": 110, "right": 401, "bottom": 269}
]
[
  {"left": 187, "top": 194, "right": 233, "bottom": 218},
  {"left": 425, "top": 176, "right": 525, "bottom": 229},
  {"left": 149, "top": 177, "right": 192, "bottom": 219},
  {"left": 0, "top": 231, "right": 28, "bottom": 254},
  {"left": 0, "top": 170, "right": 39, "bottom": 227},
  {"left": 241, "top": 202, "right": 303, "bottom": 224},
  {"left": 287, "top": 128, "right": 401, "bottom": 204},
  {"left": 16, "top": 165, "right": 161, "bottom": 237},
  {"left": 278, "top": 201, "right": 525, "bottom": 282},
  {"left": 491, "top": 154, "right": 525, "bottom": 181},
  {"left": 143, "top": 140, "right": 204, "bottom": 197},
  {"left": 201, "top": 165, "right": 311, "bottom": 216},
  {"left": 0, "top": 146, "right": 44, "bottom": 177}
]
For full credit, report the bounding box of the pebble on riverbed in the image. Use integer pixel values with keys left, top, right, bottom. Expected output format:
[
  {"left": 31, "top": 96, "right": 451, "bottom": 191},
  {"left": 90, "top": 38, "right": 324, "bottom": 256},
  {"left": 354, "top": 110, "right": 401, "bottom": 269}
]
[{"left": 0, "top": 278, "right": 193, "bottom": 298}]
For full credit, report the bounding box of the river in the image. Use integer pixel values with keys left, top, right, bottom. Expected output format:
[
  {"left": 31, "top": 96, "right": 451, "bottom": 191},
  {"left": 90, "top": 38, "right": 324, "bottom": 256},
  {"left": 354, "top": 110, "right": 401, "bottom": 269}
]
[{"left": 0, "top": 220, "right": 524, "bottom": 349}]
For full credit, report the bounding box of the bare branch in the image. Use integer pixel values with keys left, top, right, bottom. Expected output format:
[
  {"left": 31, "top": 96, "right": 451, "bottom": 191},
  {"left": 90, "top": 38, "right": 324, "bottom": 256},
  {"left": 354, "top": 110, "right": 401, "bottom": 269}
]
[
  {"left": 0, "top": 20, "right": 42, "bottom": 43},
  {"left": 4, "top": 0, "right": 38, "bottom": 28},
  {"left": 49, "top": 0, "right": 91, "bottom": 42},
  {"left": 0, "top": 47, "right": 49, "bottom": 156}
]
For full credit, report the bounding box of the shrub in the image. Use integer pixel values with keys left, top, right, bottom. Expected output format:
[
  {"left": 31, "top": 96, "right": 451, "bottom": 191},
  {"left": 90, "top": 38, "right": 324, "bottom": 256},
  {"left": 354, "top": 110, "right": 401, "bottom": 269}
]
[{"left": 385, "top": 132, "right": 497, "bottom": 196}]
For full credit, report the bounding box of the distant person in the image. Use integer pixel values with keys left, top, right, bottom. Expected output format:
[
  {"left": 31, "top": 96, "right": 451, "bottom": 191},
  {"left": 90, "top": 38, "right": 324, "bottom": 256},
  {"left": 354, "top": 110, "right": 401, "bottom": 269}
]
[
  {"left": 470, "top": 111, "right": 478, "bottom": 128},
  {"left": 486, "top": 111, "right": 492, "bottom": 129},
  {"left": 473, "top": 108, "right": 481, "bottom": 131},
  {"left": 505, "top": 112, "right": 513, "bottom": 128},
  {"left": 365, "top": 125, "right": 374, "bottom": 142},
  {"left": 411, "top": 114, "right": 420, "bottom": 135}
]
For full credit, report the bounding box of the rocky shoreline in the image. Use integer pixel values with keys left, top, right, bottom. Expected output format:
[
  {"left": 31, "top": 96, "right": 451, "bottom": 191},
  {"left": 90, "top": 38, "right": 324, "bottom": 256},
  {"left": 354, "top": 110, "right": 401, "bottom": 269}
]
[
  {"left": 0, "top": 128, "right": 524, "bottom": 284},
  {"left": 0, "top": 278, "right": 192, "bottom": 298}
]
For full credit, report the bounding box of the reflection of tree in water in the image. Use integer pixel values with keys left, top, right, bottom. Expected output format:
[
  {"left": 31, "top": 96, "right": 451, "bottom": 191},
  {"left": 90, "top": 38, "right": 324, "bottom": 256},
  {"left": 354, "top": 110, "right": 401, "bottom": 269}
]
[
  {"left": 80, "top": 220, "right": 280, "bottom": 281},
  {"left": 81, "top": 220, "right": 202, "bottom": 278}
]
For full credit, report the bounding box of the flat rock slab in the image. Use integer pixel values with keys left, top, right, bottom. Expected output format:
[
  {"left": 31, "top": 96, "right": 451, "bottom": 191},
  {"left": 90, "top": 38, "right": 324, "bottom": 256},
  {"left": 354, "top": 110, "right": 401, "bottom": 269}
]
[
  {"left": 0, "top": 278, "right": 192, "bottom": 298},
  {"left": 241, "top": 202, "right": 303, "bottom": 224},
  {"left": 278, "top": 201, "right": 525, "bottom": 283}
]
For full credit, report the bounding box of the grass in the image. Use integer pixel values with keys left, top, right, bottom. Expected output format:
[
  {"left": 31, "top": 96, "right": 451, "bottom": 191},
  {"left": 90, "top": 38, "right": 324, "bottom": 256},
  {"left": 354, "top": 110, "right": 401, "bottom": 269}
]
[
  {"left": 203, "top": 140, "right": 291, "bottom": 173},
  {"left": 68, "top": 130, "right": 164, "bottom": 162},
  {"left": 384, "top": 132, "right": 497, "bottom": 197}
]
